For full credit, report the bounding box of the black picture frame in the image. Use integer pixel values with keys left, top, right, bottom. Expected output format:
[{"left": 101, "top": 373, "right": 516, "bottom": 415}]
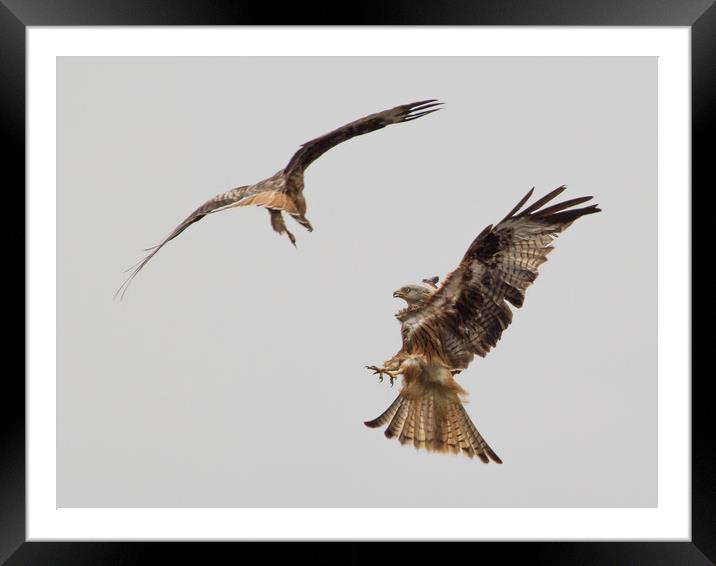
[{"left": 5, "top": 1, "right": 706, "bottom": 563}]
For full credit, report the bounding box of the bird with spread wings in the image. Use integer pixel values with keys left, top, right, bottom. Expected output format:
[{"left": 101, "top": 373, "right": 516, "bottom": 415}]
[
  {"left": 365, "top": 186, "right": 600, "bottom": 462},
  {"left": 116, "top": 99, "right": 442, "bottom": 298}
]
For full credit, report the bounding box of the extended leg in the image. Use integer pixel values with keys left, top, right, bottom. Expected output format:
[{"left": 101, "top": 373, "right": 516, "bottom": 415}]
[
  {"left": 290, "top": 213, "right": 314, "bottom": 232},
  {"left": 366, "top": 364, "right": 401, "bottom": 386},
  {"left": 268, "top": 209, "right": 296, "bottom": 247}
]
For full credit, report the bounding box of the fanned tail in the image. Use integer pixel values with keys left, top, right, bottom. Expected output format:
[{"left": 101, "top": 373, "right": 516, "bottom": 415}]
[{"left": 365, "top": 381, "right": 501, "bottom": 464}]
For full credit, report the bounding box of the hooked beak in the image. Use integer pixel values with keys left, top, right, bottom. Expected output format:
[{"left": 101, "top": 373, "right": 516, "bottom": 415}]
[{"left": 393, "top": 289, "right": 404, "bottom": 298}]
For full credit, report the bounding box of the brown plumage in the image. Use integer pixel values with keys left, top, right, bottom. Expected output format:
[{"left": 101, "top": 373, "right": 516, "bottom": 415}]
[
  {"left": 365, "top": 186, "right": 601, "bottom": 462},
  {"left": 115, "top": 99, "right": 442, "bottom": 299}
]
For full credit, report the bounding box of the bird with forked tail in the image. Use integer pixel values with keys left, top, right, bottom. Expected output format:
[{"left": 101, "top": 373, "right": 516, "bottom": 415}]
[
  {"left": 365, "top": 186, "right": 601, "bottom": 462},
  {"left": 115, "top": 99, "right": 443, "bottom": 299}
]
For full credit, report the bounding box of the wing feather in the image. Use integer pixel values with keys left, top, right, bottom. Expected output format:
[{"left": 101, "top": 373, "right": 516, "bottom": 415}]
[
  {"left": 114, "top": 184, "right": 287, "bottom": 299},
  {"left": 284, "top": 99, "right": 442, "bottom": 175},
  {"left": 403, "top": 187, "right": 601, "bottom": 368}
]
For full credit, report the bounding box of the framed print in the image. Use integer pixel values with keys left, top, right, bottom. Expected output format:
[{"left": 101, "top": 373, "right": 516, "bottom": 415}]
[{"left": 6, "top": 0, "right": 707, "bottom": 563}]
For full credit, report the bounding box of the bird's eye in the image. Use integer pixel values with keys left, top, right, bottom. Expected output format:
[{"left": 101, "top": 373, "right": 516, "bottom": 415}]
[{"left": 403, "top": 288, "right": 410, "bottom": 295}]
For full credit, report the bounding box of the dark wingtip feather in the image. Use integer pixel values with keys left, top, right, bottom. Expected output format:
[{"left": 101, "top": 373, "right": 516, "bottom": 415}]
[
  {"left": 405, "top": 98, "right": 439, "bottom": 108},
  {"left": 113, "top": 260, "right": 146, "bottom": 301},
  {"left": 411, "top": 101, "right": 443, "bottom": 110},
  {"left": 502, "top": 187, "right": 535, "bottom": 221},
  {"left": 403, "top": 108, "right": 442, "bottom": 122},
  {"left": 535, "top": 195, "right": 594, "bottom": 217},
  {"left": 401, "top": 100, "right": 444, "bottom": 123},
  {"left": 509, "top": 186, "right": 601, "bottom": 226},
  {"left": 545, "top": 203, "right": 601, "bottom": 224},
  {"left": 520, "top": 185, "right": 568, "bottom": 216}
]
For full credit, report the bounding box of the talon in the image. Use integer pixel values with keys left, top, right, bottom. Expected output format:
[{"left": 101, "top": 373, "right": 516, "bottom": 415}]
[{"left": 366, "top": 364, "right": 387, "bottom": 383}]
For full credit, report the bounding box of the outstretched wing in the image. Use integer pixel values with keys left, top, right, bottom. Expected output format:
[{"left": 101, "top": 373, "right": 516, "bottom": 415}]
[
  {"left": 283, "top": 99, "right": 442, "bottom": 176},
  {"left": 114, "top": 183, "right": 293, "bottom": 300},
  {"left": 404, "top": 186, "right": 601, "bottom": 368}
]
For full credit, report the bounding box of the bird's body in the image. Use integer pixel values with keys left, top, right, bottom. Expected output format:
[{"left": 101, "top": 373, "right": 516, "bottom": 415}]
[
  {"left": 365, "top": 186, "right": 601, "bottom": 462},
  {"left": 116, "top": 99, "right": 442, "bottom": 298}
]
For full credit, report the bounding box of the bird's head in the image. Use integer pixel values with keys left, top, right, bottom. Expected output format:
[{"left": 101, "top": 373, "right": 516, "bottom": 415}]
[{"left": 392, "top": 278, "right": 438, "bottom": 305}]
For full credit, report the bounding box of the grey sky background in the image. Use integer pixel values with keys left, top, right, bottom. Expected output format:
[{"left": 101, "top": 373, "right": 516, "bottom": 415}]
[{"left": 57, "top": 56, "right": 656, "bottom": 508}]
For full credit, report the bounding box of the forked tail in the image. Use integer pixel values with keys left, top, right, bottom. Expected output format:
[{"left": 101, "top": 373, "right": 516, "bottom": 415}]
[{"left": 365, "top": 383, "right": 501, "bottom": 463}]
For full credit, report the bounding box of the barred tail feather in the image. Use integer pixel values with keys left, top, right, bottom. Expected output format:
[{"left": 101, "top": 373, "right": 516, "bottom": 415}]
[
  {"left": 365, "top": 389, "right": 501, "bottom": 463},
  {"left": 364, "top": 395, "right": 403, "bottom": 429}
]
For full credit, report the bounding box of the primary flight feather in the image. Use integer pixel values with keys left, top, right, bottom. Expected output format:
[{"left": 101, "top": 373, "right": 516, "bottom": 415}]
[
  {"left": 365, "top": 186, "right": 601, "bottom": 462},
  {"left": 116, "top": 99, "right": 442, "bottom": 299}
]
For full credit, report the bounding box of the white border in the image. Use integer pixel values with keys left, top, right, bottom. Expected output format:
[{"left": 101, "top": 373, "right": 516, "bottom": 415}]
[{"left": 28, "top": 27, "right": 690, "bottom": 540}]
